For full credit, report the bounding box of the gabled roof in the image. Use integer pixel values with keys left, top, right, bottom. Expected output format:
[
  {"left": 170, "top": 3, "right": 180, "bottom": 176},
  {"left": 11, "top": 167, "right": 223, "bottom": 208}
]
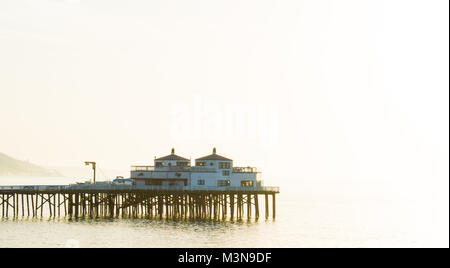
[
  {"left": 195, "top": 148, "right": 232, "bottom": 161},
  {"left": 155, "top": 148, "right": 190, "bottom": 161}
]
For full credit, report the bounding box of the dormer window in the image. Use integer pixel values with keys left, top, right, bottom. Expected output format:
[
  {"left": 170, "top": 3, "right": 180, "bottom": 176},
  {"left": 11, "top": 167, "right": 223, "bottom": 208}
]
[{"left": 155, "top": 162, "right": 164, "bottom": 167}]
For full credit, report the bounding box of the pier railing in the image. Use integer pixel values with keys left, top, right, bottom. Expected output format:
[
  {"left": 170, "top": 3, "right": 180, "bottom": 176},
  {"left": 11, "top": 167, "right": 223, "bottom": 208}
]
[
  {"left": 0, "top": 185, "right": 68, "bottom": 191},
  {"left": 232, "top": 167, "right": 259, "bottom": 173},
  {"left": 131, "top": 166, "right": 155, "bottom": 171},
  {"left": 68, "top": 185, "right": 279, "bottom": 192},
  {"left": 131, "top": 166, "right": 258, "bottom": 173},
  {"left": 0, "top": 184, "right": 279, "bottom": 193},
  {"left": 131, "top": 166, "right": 216, "bottom": 172}
]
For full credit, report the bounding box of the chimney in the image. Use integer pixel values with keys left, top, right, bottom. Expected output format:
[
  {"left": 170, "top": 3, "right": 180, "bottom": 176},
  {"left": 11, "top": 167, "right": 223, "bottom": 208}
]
[
  {"left": 171, "top": 148, "right": 175, "bottom": 154},
  {"left": 213, "top": 147, "right": 216, "bottom": 154}
]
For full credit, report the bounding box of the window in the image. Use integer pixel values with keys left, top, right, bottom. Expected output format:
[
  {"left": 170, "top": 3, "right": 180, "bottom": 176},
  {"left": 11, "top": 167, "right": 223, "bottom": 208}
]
[
  {"left": 219, "top": 162, "right": 231, "bottom": 169},
  {"left": 155, "top": 162, "right": 164, "bottom": 167},
  {"left": 146, "top": 179, "right": 162, "bottom": 186},
  {"left": 196, "top": 162, "right": 206, "bottom": 166},
  {"left": 197, "top": 179, "right": 205, "bottom": 185},
  {"left": 217, "top": 180, "right": 230, "bottom": 187},
  {"left": 240, "top": 180, "right": 254, "bottom": 187},
  {"left": 222, "top": 170, "right": 230, "bottom": 176},
  {"left": 210, "top": 162, "right": 214, "bottom": 166},
  {"left": 176, "top": 161, "right": 188, "bottom": 167}
]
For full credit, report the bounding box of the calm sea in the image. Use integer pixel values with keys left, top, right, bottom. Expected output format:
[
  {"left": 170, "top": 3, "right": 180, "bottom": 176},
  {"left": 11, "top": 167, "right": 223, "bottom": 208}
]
[{"left": 0, "top": 177, "right": 447, "bottom": 248}]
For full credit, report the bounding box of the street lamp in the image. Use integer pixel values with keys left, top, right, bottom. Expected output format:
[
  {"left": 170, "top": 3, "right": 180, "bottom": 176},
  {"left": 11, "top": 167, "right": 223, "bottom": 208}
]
[{"left": 84, "top": 161, "right": 96, "bottom": 184}]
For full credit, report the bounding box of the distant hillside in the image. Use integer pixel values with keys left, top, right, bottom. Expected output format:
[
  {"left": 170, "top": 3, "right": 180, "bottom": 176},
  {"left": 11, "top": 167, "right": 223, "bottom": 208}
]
[{"left": 0, "top": 152, "right": 62, "bottom": 177}]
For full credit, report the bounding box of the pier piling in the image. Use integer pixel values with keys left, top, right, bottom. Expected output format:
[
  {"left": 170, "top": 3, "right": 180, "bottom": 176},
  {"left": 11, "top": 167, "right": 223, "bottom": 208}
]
[{"left": 0, "top": 187, "right": 279, "bottom": 221}]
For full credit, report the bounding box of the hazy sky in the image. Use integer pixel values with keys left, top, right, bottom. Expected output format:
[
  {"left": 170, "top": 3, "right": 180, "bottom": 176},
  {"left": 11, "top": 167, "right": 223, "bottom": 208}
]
[{"left": 0, "top": 0, "right": 448, "bottom": 200}]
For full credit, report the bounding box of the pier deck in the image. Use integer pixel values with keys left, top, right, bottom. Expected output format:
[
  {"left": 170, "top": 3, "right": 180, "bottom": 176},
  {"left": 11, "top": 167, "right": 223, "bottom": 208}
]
[{"left": 0, "top": 185, "right": 279, "bottom": 220}]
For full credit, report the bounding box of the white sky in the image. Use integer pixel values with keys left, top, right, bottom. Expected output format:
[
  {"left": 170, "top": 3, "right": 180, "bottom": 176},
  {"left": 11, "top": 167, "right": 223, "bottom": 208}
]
[{"left": 0, "top": 0, "right": 448, "bottom": 201}]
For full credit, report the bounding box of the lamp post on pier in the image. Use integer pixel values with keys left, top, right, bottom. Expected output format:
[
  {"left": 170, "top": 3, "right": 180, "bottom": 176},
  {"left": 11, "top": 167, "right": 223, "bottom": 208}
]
[{"left": 84, "top": 161, "right": 96, "bottom": 184}]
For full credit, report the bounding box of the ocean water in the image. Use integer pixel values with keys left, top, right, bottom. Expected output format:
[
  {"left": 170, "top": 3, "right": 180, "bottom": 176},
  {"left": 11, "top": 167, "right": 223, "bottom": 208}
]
[{"left": 0, "top": 177, "right": 447, "bottom": 248}]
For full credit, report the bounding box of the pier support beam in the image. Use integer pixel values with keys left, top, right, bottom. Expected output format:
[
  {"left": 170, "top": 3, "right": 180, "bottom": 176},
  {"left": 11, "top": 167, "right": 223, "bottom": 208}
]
[
  {"left": 254, "top": 194, "right": 259, "bottom": 220},
  {"left": 272, "top": 194, "right": 276, "bottom": 219},
  {"left": 247, "top": 194, "right": 251, "bottom": 219}
]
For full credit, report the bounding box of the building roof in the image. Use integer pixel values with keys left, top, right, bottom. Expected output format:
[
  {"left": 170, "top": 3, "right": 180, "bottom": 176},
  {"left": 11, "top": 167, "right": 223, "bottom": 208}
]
[
  {"left": 155, "top": 148, "right": 190, "bottom": 161},
  {"left": 195, "top": 148, "right": 232, "bottom": 161}
]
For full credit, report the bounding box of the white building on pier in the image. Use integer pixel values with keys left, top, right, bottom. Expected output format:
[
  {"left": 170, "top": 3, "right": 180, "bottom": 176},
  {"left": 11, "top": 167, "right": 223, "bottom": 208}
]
[{"left": 131, "top": 148, "right": 262, "bottom": 188}]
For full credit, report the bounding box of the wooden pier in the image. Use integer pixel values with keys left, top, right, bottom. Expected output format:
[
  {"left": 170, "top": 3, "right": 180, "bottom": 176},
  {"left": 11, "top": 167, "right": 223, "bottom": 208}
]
[{"left": 0, "top": 185, "right": 279, "bottom": 221}]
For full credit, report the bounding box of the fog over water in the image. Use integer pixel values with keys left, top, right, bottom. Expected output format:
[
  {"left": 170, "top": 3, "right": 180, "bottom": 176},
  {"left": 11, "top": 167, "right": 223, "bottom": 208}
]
[{"left": 0, "top": 0, "right": 448, "bottom": 247}]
